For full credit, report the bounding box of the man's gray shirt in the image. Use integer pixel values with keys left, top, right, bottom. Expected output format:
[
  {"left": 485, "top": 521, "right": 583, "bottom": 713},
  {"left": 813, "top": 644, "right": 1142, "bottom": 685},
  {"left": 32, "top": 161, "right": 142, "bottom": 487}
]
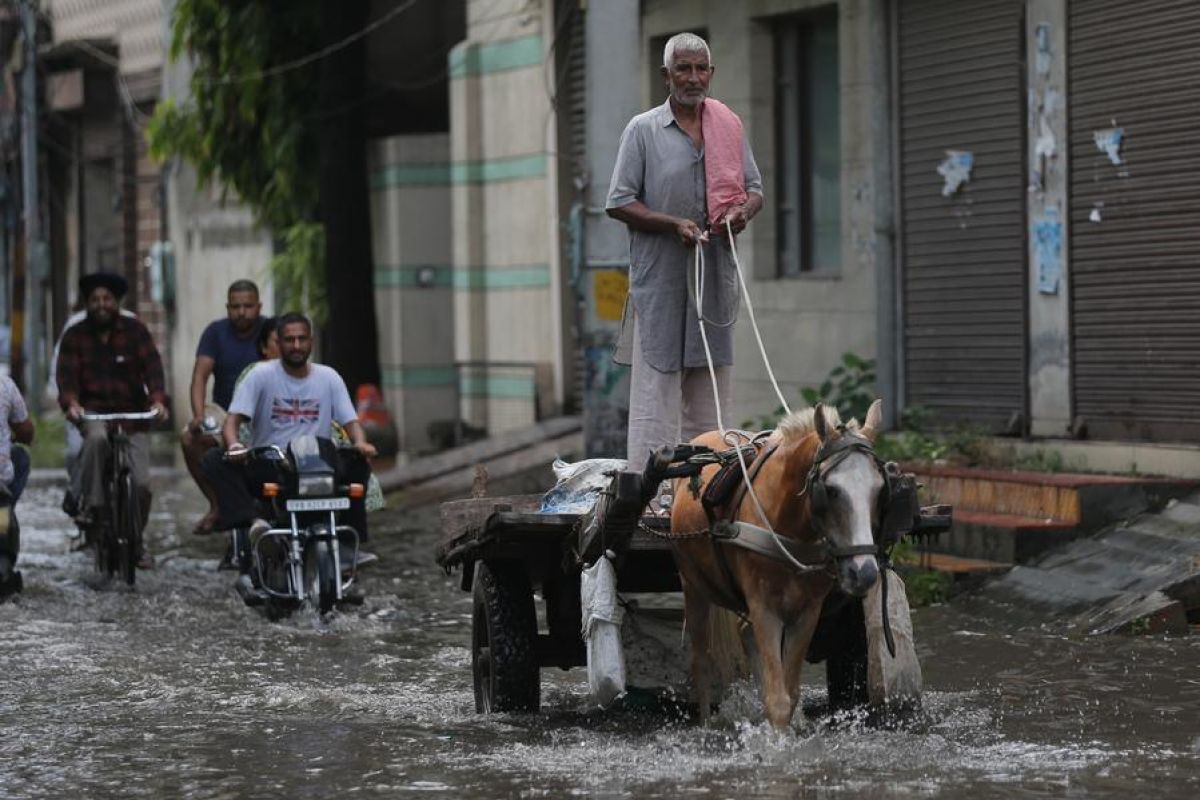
[
  {"left": 606, "top": 99, "right": 763, "bottom": 372},
  {"left": 229, "top": 360, "right": 357, "bottom": 450}
]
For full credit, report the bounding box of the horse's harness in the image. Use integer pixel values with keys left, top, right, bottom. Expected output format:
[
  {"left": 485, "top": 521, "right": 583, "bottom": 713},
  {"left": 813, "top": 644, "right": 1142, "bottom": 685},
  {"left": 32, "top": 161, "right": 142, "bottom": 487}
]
[
  {"left": 678, "top": 428, "right": 909, "bottom": 569},
  {"left": 661, "top": 428, "right": 919, "bottom": 653}
]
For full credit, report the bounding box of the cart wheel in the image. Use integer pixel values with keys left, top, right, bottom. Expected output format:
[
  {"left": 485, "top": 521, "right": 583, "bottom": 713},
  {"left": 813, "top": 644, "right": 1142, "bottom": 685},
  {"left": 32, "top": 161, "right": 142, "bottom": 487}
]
[{"left": 472, "top": 560, "right": 539, "bottom": 713}]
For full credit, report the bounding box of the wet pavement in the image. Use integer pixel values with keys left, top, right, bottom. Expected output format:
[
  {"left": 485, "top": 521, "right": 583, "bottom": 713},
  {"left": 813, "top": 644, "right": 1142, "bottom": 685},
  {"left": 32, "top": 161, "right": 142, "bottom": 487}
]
[{"left": 1, "top": 473, "right": 1198, "bottom": 798}]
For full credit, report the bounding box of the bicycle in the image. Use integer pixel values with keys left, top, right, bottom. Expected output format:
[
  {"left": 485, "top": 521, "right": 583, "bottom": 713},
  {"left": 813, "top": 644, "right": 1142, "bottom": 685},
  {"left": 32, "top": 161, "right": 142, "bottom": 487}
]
[{"left": 77, "top": 410, "right": 161, "bottom": 586}]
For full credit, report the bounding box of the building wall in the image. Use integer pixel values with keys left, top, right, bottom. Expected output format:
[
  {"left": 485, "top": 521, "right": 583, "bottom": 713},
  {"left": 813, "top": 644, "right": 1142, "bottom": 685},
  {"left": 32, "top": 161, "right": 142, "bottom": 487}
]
[
  {"left": 164, "top": 161, "right": 274, "bottom": 418},
  {"left": 449, "top": 0, "right": 566, "bottom": 435},
  {"left": 369, "top": 134, "right": 455, "bottom": 453},
  {"left": 161, "top": 33, "right": 273, "bottom": 418},
  {"left": 45, "top": 0, "right": 164, "bottom": 76},
  {"left": 45, "top": 0, "right": 173, "bottom": 396},
  {"left": 639, "top": 0, "right": 893, "bottom": 425}
]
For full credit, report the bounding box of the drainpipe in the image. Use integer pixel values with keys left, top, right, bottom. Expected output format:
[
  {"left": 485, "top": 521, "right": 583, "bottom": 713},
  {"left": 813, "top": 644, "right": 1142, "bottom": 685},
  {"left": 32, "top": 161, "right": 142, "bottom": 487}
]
[{"left": 885, "top": 0, "right": 905, "bottom": 429}]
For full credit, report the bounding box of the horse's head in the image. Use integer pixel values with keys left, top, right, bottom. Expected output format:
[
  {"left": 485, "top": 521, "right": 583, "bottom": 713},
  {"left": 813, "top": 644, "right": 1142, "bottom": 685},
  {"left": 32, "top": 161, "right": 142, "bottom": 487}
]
[{"left": 806, "top": 400, "right": 886, "bottom": 597}]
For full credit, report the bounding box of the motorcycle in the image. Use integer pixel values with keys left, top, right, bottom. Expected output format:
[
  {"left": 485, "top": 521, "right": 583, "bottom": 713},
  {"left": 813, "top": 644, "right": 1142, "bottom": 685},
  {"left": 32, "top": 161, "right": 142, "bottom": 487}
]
[{"left": 231, "top": 434, "right": 366, "bottom": 619}]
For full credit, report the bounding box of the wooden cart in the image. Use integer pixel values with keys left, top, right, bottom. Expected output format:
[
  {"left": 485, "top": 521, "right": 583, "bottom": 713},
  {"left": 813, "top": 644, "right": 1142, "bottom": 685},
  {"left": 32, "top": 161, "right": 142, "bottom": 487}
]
[{"left": 436, "top": 462, "right": 950, "bottom": 714}]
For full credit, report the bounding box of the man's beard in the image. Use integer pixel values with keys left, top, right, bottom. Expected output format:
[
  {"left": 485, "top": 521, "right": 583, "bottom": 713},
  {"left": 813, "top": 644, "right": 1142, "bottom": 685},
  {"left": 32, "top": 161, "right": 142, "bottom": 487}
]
[
  {"left": 283, "top": 351, "right": 309, "bottom": 368},
  {"left": 672, "top": 87, "right": 707, "bottom": 108},
  {"left": 89, "top": 310, "right": 115, "bottom": 329}
]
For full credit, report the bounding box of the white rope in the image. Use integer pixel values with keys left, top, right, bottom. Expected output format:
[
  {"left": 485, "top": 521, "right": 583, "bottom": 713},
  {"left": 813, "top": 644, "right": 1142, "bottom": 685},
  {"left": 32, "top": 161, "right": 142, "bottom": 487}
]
[
  {"left": 726, "top": 220, "right": 792, "bottom": 417},
  {"left": 691, "top": 221, "right": 825, "bottom": 574}
]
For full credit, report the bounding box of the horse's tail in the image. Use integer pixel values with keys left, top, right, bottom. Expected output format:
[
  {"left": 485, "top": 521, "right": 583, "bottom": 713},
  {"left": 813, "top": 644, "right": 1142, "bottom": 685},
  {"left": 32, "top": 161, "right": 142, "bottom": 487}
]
[{"left": 707, "top": 607, "right": 752, "bottom": 688}]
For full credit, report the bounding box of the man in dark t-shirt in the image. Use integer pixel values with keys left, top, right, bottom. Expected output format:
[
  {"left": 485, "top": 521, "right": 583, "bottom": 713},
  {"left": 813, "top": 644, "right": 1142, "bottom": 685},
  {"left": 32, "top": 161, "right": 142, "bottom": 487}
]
[{"left": 180, "top": 279, "right": 265, "bottom": 535}]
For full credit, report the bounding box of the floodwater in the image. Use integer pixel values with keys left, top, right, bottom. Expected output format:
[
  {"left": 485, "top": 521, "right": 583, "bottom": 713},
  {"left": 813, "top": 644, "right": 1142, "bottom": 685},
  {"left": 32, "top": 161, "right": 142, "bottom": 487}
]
[{"left": 1, "top": 474, "right": 1198, "bottom": 799}]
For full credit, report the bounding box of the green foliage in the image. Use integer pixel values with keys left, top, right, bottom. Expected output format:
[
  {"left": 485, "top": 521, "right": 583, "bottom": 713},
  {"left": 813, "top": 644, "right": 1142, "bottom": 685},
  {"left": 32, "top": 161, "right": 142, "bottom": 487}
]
[
  {"left": 741, "top": 352, "right": 876, "bottom": 431},
  {"left": 902, "top": 569, "right": 952, "bottom": 607},
  {"left": 29, "top": 415, "right": 66, "bottom": 469},
  {"left": 147, "top": 0, "right": 327, "bottom": 321},
  {"left": 1008, "top": 448, "right": 1070, "bottom": 473},
  {"left": 800, "top": 352, "right": 876, "bottom": 423},
  {"left": 874, "top": 403, "right": 992, "bottom": 466},
  {"left": 269, "top": 222, "right": 327, "bottom": 325}
]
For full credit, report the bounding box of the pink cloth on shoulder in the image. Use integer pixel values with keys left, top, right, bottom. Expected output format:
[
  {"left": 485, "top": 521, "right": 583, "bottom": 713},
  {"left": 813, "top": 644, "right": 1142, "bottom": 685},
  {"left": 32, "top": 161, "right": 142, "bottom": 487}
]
[{"left": 701, "top": 97, "right": 748, "bottom": 230}]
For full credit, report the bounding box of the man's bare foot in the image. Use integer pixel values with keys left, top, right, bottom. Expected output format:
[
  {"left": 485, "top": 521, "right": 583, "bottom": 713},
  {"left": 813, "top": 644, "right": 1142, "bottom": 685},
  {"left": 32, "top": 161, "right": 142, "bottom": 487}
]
[{"left": 191, "top": 511, "right": 219, "bottom": 536}]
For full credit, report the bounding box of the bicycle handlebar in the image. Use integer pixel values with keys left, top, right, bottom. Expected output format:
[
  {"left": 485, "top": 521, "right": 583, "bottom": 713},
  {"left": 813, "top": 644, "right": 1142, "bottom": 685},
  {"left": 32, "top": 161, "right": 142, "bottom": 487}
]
[{"left": 79, "top": 409, "right": 163, "bottom": 422}]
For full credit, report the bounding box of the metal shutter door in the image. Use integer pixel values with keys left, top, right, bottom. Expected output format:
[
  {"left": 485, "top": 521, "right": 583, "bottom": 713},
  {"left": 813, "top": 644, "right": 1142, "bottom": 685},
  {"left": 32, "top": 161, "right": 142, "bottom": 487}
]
[
  {"left": 898, "top": 0, "right": 1027, "bottom": 432},
  {"left": 1069, "top": 0, "right": 1200, "bottom": 442}
]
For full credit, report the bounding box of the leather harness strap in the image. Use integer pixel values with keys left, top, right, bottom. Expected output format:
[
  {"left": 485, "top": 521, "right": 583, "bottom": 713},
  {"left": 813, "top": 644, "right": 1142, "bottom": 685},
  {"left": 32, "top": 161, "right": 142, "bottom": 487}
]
[
  {"left": 704, "top": 441, "right": 780, "bottom": 611},
  {"left": 719, "top": 441, "right": 780, "bottom": 524}
]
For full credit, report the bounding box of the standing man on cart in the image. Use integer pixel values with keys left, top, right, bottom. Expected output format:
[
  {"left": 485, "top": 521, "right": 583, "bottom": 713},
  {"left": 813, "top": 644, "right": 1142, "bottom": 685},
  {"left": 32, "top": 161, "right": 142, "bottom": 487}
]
[
  {"left": 605, "top": 32, "right": 763, "bottom": 482},
  {"left": 56, "top": 272, "right": 169, "bottom": 567}
]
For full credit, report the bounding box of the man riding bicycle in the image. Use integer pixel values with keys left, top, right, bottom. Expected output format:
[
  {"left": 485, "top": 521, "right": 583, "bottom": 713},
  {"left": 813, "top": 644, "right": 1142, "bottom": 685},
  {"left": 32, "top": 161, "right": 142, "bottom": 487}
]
[{"left": 56, "top": 272, "right": 169, "bottom": 568}]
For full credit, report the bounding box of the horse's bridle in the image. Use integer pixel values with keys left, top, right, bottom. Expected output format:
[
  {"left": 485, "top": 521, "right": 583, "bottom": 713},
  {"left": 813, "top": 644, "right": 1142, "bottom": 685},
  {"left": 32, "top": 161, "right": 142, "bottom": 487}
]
[{"left": 803, "top": 429, "right": 891, "bottom": 561}]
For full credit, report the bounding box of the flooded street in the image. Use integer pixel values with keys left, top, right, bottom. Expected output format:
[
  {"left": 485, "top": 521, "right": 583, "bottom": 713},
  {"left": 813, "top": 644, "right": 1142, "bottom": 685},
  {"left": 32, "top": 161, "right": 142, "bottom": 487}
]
[{"left": 1, "top": 474, "right": 1198, "bottom": 799}]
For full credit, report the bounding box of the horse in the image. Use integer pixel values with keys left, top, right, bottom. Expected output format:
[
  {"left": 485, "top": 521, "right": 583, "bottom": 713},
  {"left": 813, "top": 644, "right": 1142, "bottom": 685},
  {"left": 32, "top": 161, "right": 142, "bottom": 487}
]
[{"left": 668, "top": 400, "right": 887, "bottom": 730}]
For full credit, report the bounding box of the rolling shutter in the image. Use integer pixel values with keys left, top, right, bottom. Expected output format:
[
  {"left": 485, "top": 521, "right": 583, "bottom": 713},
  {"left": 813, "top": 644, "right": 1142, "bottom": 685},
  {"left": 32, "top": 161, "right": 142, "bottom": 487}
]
[
  {"left": 1068, "top": 0, "right": 1200, "bottom": 442},
  {"left": 898, "top": 0, "right": 1027, "bottom": 432}
]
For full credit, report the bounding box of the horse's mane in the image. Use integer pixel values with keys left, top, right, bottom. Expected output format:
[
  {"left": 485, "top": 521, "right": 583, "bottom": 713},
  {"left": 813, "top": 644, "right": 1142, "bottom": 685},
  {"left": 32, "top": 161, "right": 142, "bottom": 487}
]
[{"left": 774, "top": 405, "right": 859, "bottom": 442}]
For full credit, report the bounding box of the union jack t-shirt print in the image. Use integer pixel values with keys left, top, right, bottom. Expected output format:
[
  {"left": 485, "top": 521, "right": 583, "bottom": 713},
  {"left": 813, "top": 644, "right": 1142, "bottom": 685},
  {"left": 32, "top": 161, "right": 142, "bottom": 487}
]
[{"left": 271, "top": 397, "right": 321, "bottom": 426}]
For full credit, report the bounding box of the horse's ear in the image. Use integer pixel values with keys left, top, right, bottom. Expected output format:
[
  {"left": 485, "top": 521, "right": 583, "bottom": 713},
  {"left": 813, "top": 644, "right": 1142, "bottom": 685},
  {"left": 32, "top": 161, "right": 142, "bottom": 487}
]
[
  {"left": 814, "top": 402, "right": 829, "bottom": 441},
  {"left": 862, "top": 399, "right": 884, "bottom": 441}
]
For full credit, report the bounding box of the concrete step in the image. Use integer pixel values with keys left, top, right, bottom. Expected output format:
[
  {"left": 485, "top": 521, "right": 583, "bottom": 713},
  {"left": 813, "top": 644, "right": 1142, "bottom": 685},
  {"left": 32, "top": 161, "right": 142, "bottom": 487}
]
[
  {"left": 905, "top": 463, "right": 1198, "bottom": 564},
  {"left": 378, "top": 416, "right": 585, "bottom": 507},
  {"left": 907, "top": 463, "right": 1198, "bottom": 526},
  {"left": 977, "top": 493, "right": 1200, "bottom": 634},
  {"left": 935, "top": 509, "right": 1077, "bottom": 564},
  {"left": 908, "top": 551, "right": 1012, "bottom": 577}
]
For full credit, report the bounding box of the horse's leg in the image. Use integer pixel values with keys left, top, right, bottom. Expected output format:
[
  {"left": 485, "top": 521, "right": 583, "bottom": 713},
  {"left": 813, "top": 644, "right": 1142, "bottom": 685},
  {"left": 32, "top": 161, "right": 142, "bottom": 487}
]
[
  {"left": 780, "top": 608, "right": 823, "bottom": 723},
  {"left": 745, "top": 607, "right": 791, "bottom": 730},
  {"left": 682, "top": 581, "right": 714, "bottom": 724},
  {"left": 740, "top": 617, "right": 762, "bottom": 689}
]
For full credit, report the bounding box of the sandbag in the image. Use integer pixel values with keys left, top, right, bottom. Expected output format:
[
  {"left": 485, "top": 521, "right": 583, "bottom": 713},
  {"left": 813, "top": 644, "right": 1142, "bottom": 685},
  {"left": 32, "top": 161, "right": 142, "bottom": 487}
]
[
  {"left": 581, "top": 553, "right": 626, "bottom": 707},
  {"left": 540, "top": 457, "right": 627, "bottom": 514},
  {"left": 864, "top": 569, "right": 923, "bottom": 709}
]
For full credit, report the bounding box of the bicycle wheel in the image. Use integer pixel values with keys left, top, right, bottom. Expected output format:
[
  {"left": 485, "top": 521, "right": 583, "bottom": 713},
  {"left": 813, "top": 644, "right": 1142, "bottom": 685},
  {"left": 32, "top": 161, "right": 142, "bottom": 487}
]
[
  {"left": 116, "top": 471, "right": 141, "bottom": 586},
  {"left": 92, "top": 520, "right": 111, "bottom": 577},
  {"left": 303, "top": 538, "right": 338, "bottom": 614}
]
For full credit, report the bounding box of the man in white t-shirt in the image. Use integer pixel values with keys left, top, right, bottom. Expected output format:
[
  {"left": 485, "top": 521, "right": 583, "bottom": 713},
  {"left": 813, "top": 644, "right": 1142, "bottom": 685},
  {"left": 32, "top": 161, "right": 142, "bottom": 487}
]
[{"left": 201, "top": 313, "right": 377, "bottom": 547}]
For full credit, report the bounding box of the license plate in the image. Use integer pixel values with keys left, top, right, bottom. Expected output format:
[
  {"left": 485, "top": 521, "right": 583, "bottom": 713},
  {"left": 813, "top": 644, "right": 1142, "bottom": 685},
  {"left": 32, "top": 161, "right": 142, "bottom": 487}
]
[{"left": 286, "top": 497, "right": 350, "bottom": 512}]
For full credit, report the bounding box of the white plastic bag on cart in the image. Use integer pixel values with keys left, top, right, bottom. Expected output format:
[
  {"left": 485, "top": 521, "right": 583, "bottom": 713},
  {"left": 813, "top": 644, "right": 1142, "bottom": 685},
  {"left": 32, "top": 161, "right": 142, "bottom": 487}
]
[
  {"left": 580, "top": 551, "right": 626, "bottom": 707},
  {"left": 539, "top": 457, "right": 627, "bottom": 514}
]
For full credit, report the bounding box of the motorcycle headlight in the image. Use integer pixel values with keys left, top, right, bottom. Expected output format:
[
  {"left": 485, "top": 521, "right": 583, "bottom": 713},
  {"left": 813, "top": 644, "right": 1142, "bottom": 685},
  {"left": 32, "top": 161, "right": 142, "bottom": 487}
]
[{"left": 297, "top": 475, "right": 335, "bottom": 496}]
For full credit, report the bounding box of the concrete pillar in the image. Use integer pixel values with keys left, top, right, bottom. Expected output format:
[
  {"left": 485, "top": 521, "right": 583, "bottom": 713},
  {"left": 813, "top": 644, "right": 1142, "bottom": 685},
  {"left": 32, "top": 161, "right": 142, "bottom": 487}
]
[
  {"left": 369, "top": 135, "right": 455, "bottom": 453},
  {"left": 449, "top": 0, "right": 559, "bottom": 435},
  {"left": 1026, "top": 0, "right": 1071, "bottom": 437},
  {"left": 582, "top": 0, "right": 641, "bottom": 457}
]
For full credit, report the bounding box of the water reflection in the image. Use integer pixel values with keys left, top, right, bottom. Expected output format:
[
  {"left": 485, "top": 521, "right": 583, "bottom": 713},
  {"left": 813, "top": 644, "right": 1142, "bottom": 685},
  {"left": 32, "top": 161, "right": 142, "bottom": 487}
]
[{"left": 0, "top": 479, "right": 1196, "bottom": 798}]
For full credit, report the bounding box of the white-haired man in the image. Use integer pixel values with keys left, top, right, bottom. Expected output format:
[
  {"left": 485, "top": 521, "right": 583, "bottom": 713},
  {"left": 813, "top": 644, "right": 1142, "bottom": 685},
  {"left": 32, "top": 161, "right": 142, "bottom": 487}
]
[{"left": 606, "top": 32, "right": 764, "bottom": 482}]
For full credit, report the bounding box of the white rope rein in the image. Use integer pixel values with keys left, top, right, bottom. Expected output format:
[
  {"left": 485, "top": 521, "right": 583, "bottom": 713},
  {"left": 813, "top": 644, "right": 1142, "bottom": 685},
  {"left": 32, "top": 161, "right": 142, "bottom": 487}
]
[{"left": 691, "top": 219, "right": 825, "bottom": 574}]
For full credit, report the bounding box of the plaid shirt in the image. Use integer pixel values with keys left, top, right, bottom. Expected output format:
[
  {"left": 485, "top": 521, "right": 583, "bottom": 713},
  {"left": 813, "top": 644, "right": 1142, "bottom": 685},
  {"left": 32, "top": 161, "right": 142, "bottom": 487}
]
[{"left": 56, "top": 315, "right": 166, "bottom": 414}]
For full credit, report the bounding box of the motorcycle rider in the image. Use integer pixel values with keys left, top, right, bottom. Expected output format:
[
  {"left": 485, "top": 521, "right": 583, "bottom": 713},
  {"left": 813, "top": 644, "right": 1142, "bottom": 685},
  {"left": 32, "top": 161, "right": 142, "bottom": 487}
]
[{"left": 201, "top": 313, "right": 377, "bottom": 566}]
